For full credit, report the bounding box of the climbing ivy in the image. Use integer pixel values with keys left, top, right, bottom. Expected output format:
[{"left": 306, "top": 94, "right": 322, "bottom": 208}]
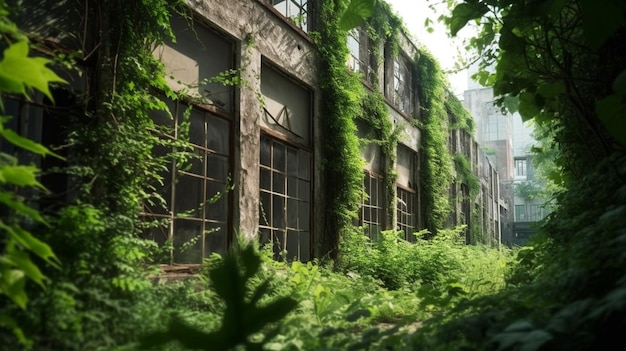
[
  {"left": 358, "top": 92, "right": 402, "bottom": 229},
  {"left": 314, "top": 0, "right": 365, "bottom": 261},
  {"left": 414, "top": 51, "right": 454, "bottom": 234}
]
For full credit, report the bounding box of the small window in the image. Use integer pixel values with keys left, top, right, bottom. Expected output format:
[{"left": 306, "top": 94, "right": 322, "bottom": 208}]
[
  {"left": 514, "top": 204, "right": 526, "bottom": 221},
  {"left": 360, "top": 172, "right": 384, "bottom": 241},
  {"left": 515, "top": 159, "right": 527, "bottom": 177},
  {"left": 267, "top": 0, "right": 309, "bottom": 31}
]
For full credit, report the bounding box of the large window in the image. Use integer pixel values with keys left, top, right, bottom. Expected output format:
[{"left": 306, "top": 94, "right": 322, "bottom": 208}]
[
  {"left": 259, "top": 135, "right": 312, "bottom": 261},
  {"left": 142, "top": 101, "right": 231, "bottom": 264},
  {"left": 348, "top": 28, "right": 377, "bottom": 86},
  {"left": 393, "top": 57, "right": 413, "bottom": 116},
  {"left": 361, "top": 172, "right": 385, "bottom": 240},
  {"left": 267, "top": 0, "right": 309, "bottom": 31}
]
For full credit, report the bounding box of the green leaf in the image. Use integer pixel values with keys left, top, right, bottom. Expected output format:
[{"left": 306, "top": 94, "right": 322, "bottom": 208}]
[
  {"left": 0, "top": 122, "right": 64, "bottom": 158},
  {"left": 6, "top": 246, "right": 46, "bottom": 287},
  {"left": 0, "top": 222, "right": 59, "bottom": 268},
  {"left": 0, "top": 315, "right": 31, "bottom": 347},
  {"left": 518, "top": 91, "right": 541, "bottom": 122},
  {"left": 0, "top": 192, "right": 46, "bottom": 222},
  {"left": 448, "top": 2, "right": 489, "bottom": 36},
  {"left": 0, "top": 268, "right": 27, "bottom": 309},
  {"left": 0, "top": 165, "right": 45, "bottom": 189},
  {"left": 248, "top": 297, "right": 298, "bottom": 334},
  {"left": 596, "top": 94, "right": 626, "bottom": 146},
  {"left": 581, "top": 0, "right": 625, "bottom": 49},
  {"left": 339, "top": 0, "right": 375, "bottom": 31},
  {"left": 0, "top": 41, "right": 67, "bottom": 101},
  {"left": 612, "top": 69, "right": 626, "bottom": 95}
]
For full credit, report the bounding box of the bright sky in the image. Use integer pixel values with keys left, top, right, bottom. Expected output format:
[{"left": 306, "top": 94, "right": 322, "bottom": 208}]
[{"left": 384, "top": 0, "right": 470, "bottom": 96}]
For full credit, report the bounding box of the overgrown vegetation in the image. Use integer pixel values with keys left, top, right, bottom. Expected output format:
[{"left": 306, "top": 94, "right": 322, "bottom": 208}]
[
  {"left": 414, "top": 51, "right": 454, "bottom": 233},
  {"left": 314, "top": 0, "right": 365, "bottom": 261},
  {"left": 3, "top": 0, "right": 623, "bottom": 350}
]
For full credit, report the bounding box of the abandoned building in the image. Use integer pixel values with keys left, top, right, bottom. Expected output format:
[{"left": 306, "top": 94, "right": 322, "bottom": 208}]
[{"left": 6, "top": 0, "right": 506, "bottom": 264}]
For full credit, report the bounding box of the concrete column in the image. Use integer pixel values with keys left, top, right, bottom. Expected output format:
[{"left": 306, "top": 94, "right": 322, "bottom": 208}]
[{"left": 234, "top": 38, "right": 262, "bottom": 242}]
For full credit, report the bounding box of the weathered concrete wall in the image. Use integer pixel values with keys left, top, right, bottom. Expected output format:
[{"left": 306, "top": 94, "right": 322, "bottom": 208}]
[{"left": 187, "top": 0, "right": 319, "bottom": 243}]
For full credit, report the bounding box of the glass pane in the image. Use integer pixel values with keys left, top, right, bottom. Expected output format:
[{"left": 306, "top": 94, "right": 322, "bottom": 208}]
[
  {"left": 259, "top": 227, "right": 271, "bottom": 246},
  {"left": 260, "top": 168, "right": 271, "bottom": 190},
  {"left": 189, "top": 109, "right": 206, "bottom": 147},
  {"left": 298, "top": 201, "right": 310, "bottom": 230},
  {"left": 287, "top": 147, "right": 298, "bottom": 176},
  {"left": 174, "top": 174, "right": 204, "bottom": 217},
  {"left": 205, "top": 180, "right": 228, "bottom": 222},
  {"left": 140, "top": 217, "right": 170, "bottom": 245},
  {"left": 145, "top": 155, "right": 172, "bottom": 215},
  {"left": 273, "top": 142, "right": 286, "bottom": 171},
  {"left": 286, "top": 229, "right": 298, "bottom": 261},
  {"left": 260, "top": 191, "right": 271, "bottom": 226},
  {"left": 299, "top": 232, "right": 310, "bottom": 261},
  {"left": 151, "top": 104, "right": 175, "bottom": 131},
  {"left": 287, "top": 198, "right": 298, "bottom": 228},
  {"left": 206, "top": 153, "right": 228, "bottom": 181},
  {"left": 273, "top": 230, "right": 286, "bottom": 260},
  {"left": 208, "top": 116, "right": 229, "bottom": 154},
  {"left": 298, "top": 179, "right": 310, "bottom": 202},
  {"left": 185, "top": 148, "right": 203, "bottom": 175},
  {"left": 287, "top": 176, "right": 297, "bottom": 197},
  {"left": 173, "top": 219, "right": 203, "bottom": 263},
  {"left": 273, "top": 172, "right": 285, "bottom": 194},
  {"left": 260, "top": 136, "right": 271, "bottom": 166},
  {"left": 299, "top": 150, "right": 310, "bottom": 180},
  {"left": 272, "top": 195, "right": 285, "bottom": 229},
  {"left": 204, "top": 222, "right": 227, "bottom": 256}
]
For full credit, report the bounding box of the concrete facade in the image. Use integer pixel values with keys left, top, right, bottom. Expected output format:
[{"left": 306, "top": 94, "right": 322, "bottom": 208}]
[{"left": 8, "top": 0, "right": 506, "bottom": 263}]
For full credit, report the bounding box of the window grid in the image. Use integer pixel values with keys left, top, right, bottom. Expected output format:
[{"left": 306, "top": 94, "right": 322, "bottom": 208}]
[
  {"left": 515, "top": 159, "right": 527, "bottom": 177},
  {"left": 393, "top": 58, "right": 412, "bottom": 115},
  {"left": 348, "top": 28, "right": 377, "bottom": 86},
  {"left": 397, "top": 187, "right": 416, "bottom": 242},
  {"left": 267, "top": 0, "right": 309, "bottom": 31},
  {"left": 142, "top": 101, "right": 231, "bottom": 264},
  {"left": 259, "top": 135, "right": 312, "bottom": 261},
  {"left": 361, "top": 172, "right": 384, "bottom": 240}
]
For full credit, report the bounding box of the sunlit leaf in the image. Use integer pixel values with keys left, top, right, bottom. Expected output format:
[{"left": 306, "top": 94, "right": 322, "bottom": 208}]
[
  {"left": 339, "top": 0, "right": 375, "bottom": 31},
  {"left": 0, "top": 269, "right": 27, "bottom": 309},
  {"left": 0, "top": 193, "right": 45, "bottom": 222},
  {"left": 0, "top": 165, "right": 45, "bottom": 189},
  {"left": 0, "top": 122, "right": 64, "bottom": 158},
  {"left": 0, "top": 41, "right": 67, "bottom": 101},
  {"left": 6, "top": 247, "right": 45, "bottom": 287},
  {"left": 0, "top": 222, "right": 60, "bottom": 267},
  {"left": 448, "top": 2, "right": 489, "bottom": 36}
]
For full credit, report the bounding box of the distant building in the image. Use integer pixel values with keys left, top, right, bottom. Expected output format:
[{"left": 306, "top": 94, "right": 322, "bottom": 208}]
[{"left": 463, "top": 67, "right": 549, "bottom": 246}]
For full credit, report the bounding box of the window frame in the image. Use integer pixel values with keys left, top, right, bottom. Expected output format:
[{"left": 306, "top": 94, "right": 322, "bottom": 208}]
[
  {"left": 259, "top": 132, "right": 313, "bottom": 261},
  {"left": 141, "top": 99, "right": 233, "bottom": 264},
  {"left": 360, "top": 170, "right": 385, "bottom": 241}
]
